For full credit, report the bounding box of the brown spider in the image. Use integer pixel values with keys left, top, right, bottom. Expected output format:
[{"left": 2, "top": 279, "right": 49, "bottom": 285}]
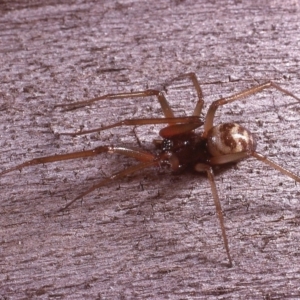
[{"left": 1, "top": 73, "right": 300, "bottom": 267}]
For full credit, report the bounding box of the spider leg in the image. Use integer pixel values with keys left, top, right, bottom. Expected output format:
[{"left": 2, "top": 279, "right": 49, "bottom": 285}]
[
  {"left": 60, "top": 116, "right": 203, "bottom": 136},
  {"left": 208, "top": 152, "right": 249, "bottom": 165},
  {"left": 206, "top": 148, "right": 300, "bottom": 182},
  {"left": 0, "top": 146, "right": 156, "bottom": 176},
  {"left": 167, "top": 72, "right": 205, "bottom": 116},
  {"left": 194, "top": 163, "right": 233, "bottom": 267},
  {"left": 55, "top": 89, "right": 175, "bottom": 118},
  {"left": 56, "top": 73, "right": 205, "bottom": 117},
  {"left": 159, "top": 122, "right": 203, "bottom": 138},
  {"left": 203, "top": 81, "right": 300, "bottom": 135},
  {"left": 58, "top": 160, "right": 157, "bottom": 212},
  {"left": 208, "top": 150, "right": 300, "bottom": 182},
  {"left": 252, "top": 152, "right": 300, "bottom": 183},
  {"left": 0, "top": 143, "right": 158, "bottom": 211}
]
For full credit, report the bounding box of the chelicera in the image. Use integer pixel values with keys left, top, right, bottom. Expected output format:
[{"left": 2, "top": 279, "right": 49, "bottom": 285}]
[{"left": 1, "top": 73, "right": 300, "bottom": 267}]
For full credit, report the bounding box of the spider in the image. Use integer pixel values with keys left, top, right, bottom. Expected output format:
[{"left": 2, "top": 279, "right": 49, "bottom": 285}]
[{"left": 1, "top": 72, "right": 300, "bottom": 267}]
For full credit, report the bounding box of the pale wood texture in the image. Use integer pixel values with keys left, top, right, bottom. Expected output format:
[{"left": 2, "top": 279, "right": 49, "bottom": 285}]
[{"left": 1, "top": 0, "right": 300, "bottom": 299}]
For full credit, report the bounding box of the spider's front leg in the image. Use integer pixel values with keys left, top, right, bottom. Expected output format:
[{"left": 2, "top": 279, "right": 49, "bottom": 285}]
[
  {"left": 0, "top": 145, "right": 158, "bottom": 211},
  {"left": 56, "top": 73, "right": 207, "bottom": 136},
  {"left": 55, "top": 72, "right": 206, "bottom": 117},
  {"left": 0, "top": 146, "right": 154, "bottom": 176},
  {"left": 59, "top": 116, "right": 203, "bottom": 137},
  {"left": 55, "top": 89, "right": 175, "bottom": 118}
]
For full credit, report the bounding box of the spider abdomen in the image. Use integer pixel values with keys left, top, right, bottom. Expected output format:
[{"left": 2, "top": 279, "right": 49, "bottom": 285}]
[{"left": 206, "top": 123, "right": 257, "bottom": 157}]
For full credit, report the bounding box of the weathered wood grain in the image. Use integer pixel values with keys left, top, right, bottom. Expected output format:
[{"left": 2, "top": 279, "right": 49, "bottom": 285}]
[{"left": 1, "top": 0, "right": 300, "bottom": 299}]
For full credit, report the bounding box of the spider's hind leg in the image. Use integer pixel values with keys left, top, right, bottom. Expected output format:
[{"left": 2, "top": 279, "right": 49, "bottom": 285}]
[
  {"left": 252, "top": 152, "right": 300, "bottom": 183},
  {"left": 204, "top": 81, "right": 300, "bottom": 135}
]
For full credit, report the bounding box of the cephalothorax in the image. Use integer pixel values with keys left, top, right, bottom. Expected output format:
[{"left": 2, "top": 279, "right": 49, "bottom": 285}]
[{"left": 1, "top": 73, "right": 300, "bottom": 267}]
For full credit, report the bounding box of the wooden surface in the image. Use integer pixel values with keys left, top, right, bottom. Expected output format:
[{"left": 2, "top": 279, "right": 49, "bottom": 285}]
[{"left": 1, "top": 0, "right": 300, "bottom": 299}]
